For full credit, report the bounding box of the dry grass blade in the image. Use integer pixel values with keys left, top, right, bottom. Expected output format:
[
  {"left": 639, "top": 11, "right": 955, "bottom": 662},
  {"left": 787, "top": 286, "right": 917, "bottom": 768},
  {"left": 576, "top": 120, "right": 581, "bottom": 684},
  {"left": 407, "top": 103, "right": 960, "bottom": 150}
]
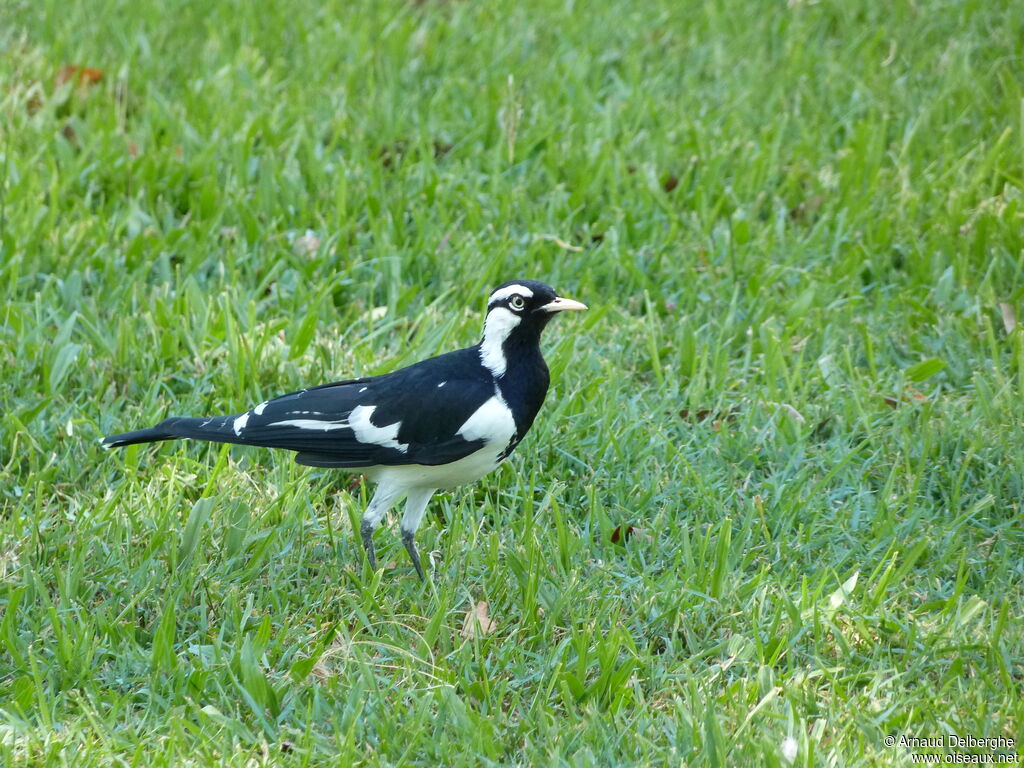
[
  {"left": 999, "top": 302, "right": 1016, "bottom": 334},
  {"left": 461, "top": 601, "right": 496, "bottom": 639}
]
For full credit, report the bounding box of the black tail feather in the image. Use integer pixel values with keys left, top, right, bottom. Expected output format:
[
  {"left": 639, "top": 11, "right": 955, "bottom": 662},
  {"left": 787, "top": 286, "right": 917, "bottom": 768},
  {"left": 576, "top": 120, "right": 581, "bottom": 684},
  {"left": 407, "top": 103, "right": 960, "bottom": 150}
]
[
  {"left": 100, "top": 425, "right": 177, "bottom": 449},
  {"left": 100, "top": 415, "right": 244, "bottom": 450},
  {"left": 101, "top": 412, "right": 381, "bottom": 468}
]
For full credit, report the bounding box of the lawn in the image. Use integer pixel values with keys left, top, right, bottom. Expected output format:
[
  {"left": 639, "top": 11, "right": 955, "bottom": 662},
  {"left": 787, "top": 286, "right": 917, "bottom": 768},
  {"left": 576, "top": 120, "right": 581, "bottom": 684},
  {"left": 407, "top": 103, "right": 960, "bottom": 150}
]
[{"left": 1, "top": 0, "right": 1022, "bottom": 764}]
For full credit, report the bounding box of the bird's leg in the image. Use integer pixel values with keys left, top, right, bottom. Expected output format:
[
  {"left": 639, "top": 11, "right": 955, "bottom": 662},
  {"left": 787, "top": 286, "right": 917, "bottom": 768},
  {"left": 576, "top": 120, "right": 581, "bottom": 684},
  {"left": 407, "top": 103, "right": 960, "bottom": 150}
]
[
  {"left": 358, "top": 483, "right": 401, "bottom": 573},
  {"left": 361, "top": 519, "right": 377, "bottom": 570},
  {"left": 402, "top": 530, "right": 424, "bottom": 582},
  {"left": 400, "top": 488, "right": 436, "bottom": 581}
]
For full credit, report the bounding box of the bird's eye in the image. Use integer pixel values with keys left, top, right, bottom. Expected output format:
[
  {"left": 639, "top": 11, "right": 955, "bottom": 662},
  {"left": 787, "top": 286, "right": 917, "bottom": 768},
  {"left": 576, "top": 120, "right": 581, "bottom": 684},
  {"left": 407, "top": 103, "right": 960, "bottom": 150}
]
[{"left": 509, "top": 295, "right": 526, "bottom": 310}]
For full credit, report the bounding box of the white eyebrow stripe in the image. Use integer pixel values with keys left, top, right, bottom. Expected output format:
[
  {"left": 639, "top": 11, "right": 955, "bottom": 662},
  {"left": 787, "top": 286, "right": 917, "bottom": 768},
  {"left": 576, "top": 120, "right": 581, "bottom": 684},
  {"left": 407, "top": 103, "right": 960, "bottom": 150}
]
[
  {"left": 488, "top": 284, "right": 534, "bottom": 303},
  {"left": 268, "top": 418, "right": 349, "bottom": 431}
]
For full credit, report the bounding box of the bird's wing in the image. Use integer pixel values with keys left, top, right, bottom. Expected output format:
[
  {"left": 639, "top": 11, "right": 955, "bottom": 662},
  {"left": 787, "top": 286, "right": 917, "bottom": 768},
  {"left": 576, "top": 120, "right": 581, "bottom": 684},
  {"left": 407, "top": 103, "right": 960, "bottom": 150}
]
[{"left": 231, "top": 357, "right": 497, "bottom": 468}]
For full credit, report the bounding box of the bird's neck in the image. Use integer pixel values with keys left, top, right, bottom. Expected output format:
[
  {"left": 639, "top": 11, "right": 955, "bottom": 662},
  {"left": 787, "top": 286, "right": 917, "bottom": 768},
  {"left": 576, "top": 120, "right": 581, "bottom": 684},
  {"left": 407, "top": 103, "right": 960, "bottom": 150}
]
[
  {"left": 478, "top": 309, "right": 551, "bottom": 431},
  {"left": 490, "top": 332, "right": 550, "bottom": 433}
]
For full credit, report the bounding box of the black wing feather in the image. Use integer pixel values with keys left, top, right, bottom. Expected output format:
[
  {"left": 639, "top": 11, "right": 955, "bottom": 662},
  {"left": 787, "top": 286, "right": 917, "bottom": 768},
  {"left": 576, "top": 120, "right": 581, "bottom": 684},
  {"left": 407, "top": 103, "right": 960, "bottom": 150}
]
[
  {"left": 103, "top": 348, "right": 496, "bottom": 467},
  {"left": 224, "top": 349, "right": 493, "bottom": 466}
]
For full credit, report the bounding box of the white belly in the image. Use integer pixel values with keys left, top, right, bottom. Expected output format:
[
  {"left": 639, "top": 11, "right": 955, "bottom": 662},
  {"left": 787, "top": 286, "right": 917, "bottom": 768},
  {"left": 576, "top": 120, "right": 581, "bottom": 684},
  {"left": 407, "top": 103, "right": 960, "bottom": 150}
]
[{"left": 367, "top": 443, "right": 508, "bottom": 490}]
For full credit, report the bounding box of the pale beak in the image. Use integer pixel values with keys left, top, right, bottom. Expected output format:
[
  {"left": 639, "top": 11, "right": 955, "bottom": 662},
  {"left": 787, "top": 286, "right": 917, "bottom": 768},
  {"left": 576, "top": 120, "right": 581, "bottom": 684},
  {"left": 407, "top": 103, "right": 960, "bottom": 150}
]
[{"left": 540, "top": 296, "right": 588, "bottom": 313}]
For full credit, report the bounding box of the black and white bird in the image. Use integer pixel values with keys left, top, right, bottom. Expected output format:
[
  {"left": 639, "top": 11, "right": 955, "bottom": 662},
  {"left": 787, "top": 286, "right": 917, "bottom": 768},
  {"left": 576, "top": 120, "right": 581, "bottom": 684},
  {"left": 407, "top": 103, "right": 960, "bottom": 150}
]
[{"left": 100, "top": 280, "right": 587, "bottom": 580}]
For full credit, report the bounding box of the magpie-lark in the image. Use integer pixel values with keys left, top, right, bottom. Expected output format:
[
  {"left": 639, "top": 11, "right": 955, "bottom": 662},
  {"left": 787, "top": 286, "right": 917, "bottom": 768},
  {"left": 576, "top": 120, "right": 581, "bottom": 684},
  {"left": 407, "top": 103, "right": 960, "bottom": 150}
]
[{"left": 100, "top": 280, "right": 587, "bottom": 580}]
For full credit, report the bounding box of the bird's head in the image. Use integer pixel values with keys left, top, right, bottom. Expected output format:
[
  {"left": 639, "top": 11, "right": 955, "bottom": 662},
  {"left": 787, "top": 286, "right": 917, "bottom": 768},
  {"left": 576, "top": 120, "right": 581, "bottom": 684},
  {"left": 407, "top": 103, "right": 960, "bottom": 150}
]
[{"left": 480, "top": 280, "right": 587, "bottom": 375}]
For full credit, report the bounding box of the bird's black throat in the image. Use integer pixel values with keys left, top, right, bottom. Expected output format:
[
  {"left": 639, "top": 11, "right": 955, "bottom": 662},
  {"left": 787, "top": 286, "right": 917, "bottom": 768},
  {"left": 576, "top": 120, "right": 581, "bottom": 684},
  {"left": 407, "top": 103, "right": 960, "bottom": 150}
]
[{"left": 494, "top": 324, "right": 551, "bottom": 444}]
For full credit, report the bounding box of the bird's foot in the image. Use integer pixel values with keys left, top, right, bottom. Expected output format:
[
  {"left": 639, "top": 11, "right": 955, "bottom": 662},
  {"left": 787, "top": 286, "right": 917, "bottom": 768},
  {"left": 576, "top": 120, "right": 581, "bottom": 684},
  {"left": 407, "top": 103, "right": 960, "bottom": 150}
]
[
  {"left": 360, "top": 519, "right": 377, "bottom": 571},
  {"left": 401, "top": 529, "right": 425, "bottom": 582}
]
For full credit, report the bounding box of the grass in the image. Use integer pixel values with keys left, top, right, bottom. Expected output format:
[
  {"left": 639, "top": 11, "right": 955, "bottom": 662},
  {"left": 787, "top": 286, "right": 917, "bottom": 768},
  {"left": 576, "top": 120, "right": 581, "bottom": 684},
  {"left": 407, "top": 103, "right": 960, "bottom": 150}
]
[{"left": 1, "top": 0, "right": 1023, "bottom": 764}]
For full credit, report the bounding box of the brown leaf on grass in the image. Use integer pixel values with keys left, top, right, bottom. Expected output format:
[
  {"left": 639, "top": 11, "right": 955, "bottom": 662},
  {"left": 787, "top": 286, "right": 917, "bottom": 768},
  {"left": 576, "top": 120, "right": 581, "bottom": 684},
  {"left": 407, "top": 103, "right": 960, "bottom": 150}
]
[
  {"left": 999, "top": 303, "right": 1016, "bottom": 334},
  {"left": 610, "top": 524, "right": 635, "bottom": 544},
  {"left": 882, "top": 389, "right": 927, "bottom": 409},
  {"left": 460, "top": 601, "right": 496, "bottom": 639},
  {"left": 56, "top": 65, "right": 103, "bottom": 87},
  {"left": 610, "top": 525, "right": 653, "bottom": 545}
]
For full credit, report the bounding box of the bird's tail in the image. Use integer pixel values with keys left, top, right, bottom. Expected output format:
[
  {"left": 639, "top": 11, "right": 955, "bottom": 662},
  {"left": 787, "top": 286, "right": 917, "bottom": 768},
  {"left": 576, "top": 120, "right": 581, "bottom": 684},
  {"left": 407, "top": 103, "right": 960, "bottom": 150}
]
[{"left": 100, "top": 415, "right": 248, "bottom": 450}]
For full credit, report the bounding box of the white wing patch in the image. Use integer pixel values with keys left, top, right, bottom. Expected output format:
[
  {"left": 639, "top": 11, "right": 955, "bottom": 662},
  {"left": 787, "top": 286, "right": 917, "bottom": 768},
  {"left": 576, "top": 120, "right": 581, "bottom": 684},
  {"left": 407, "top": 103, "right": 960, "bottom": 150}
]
[
  {"left": 457, "top": 394, "right": 516, "bottom": 445},
  {"left": 233, "top": 413, "right": 250, "bottom": 435},
  {"left": 437, "top": 381, "right": 446, "bottom": 388},
  {"left": 253, "top": 401, "right": 269, "bottom": 416},
  {"left": 349, "top": 405, "right": 408, "bottom": 453},
  {"left": 264, "top": 405, "right": 407, "bottom": 453},
  {"left": 488, "top": 284, "right": 534, "bottom": 303},
  {"left": 479, "top": 307, "right": 520, "bottom": 377},
  {"left": 268, "top": 418, "right": 349, "bottom": 431}
]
